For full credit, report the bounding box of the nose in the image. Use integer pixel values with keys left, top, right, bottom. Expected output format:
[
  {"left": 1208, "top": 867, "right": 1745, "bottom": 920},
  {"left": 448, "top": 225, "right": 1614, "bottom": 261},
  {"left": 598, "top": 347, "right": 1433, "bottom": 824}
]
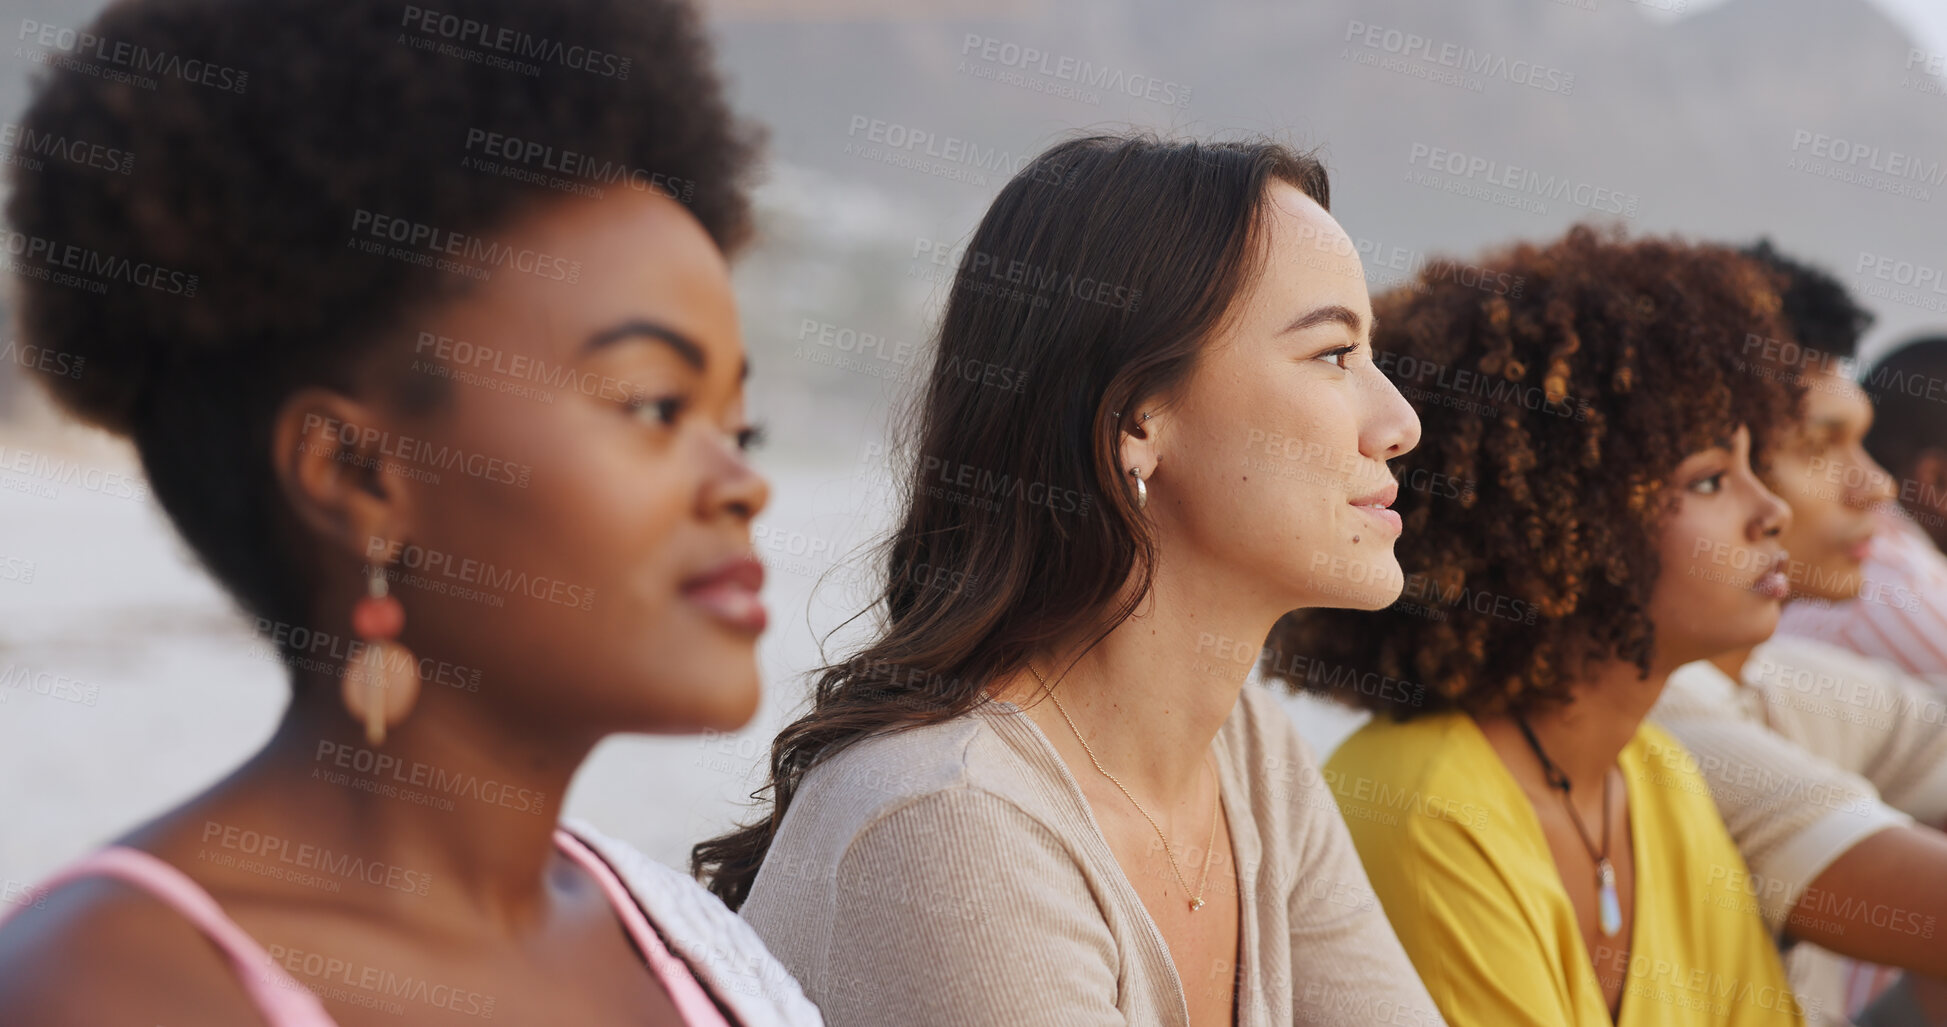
[
  {"left": 1851, "top": 451, "right": 1899, "bottom": 508},
  {"left": 1751, "top": 476, "right": 1793, "bottom": 543},
  {"left": 698, "top": 429, "right": 770, "bottom": 522},
  {"left": 1362, "top": 361, "right": 1422, "bottom": 462}
]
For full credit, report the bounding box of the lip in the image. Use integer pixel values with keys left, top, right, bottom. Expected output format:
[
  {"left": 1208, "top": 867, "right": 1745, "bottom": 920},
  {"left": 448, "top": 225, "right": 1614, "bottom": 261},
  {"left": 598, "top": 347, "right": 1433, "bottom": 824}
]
[
  {"left": 1751, "top": 549, "right": 1791, "bottom": 600},
  {"left": 1348, "top": 481, "right": 1399, "bottom": 508},
  {"left": 681, "top": 554, "right": 767, "bottom": 633},
  {"left": 1349, "top": 481, "right": 1403, "bottom": 536},
  {"left": 1842, "top": 531, "right": 1875, "bottom": 563}
]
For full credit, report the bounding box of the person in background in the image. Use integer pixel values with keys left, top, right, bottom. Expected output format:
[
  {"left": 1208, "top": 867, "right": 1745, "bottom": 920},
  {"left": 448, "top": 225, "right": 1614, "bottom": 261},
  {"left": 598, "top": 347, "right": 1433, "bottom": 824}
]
[
  {"left": 1859, "top": 336, "right": 1947, "bottom": 556},
  {"left": 1271, "top": 226, "right": 1807, "bottom": 1026},
  {"left": 0, "top": 0, "right": 818, "bottom": 1024},
  {"left": 1774, "top": 309, "right": 1947, "bottom": 684},
  {"left": 1653, "top": 247, "right": 1947, "bottom": 1026}
]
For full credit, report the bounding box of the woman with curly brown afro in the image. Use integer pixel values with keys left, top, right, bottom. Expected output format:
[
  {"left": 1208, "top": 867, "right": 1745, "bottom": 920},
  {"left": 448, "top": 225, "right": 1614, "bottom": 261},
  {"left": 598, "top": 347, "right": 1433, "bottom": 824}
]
[{"left": 1264, "top": 225, "right": 1808, "bottom": 1026}]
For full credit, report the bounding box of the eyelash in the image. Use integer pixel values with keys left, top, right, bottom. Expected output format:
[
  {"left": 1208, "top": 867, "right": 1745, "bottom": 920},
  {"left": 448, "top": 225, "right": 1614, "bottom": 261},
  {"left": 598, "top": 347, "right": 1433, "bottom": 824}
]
[
  {"left": 1690, "top": 472, "right": 1726, "bottom": 495},
  {"left": 1316, "top": 344, "right": 1358, "bottom": 370},
  {"left": 626, "top": 394, "right": 767, "bottom": 452},
  {"left": 628, "top": 394, "right": 686, "bottom": 425}
]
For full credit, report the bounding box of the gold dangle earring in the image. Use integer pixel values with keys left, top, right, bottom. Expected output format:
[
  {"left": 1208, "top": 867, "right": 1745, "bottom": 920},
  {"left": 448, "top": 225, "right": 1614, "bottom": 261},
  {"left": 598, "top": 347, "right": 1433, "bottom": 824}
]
[{"left": 342, "top": 563, "right": 421, "bottom": 746}]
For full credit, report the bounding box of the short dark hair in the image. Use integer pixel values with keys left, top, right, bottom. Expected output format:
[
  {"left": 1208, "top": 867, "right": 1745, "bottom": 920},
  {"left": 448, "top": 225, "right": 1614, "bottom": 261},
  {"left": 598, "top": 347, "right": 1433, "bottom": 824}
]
[
  {"left": 1265, "top": 225, "right": 1801, "bottom": 720},
  {"left": 1862, "top": 336, "right": 1947, "bottom": 482},
  {"left": 9, "top": 0, "right": 760, "bottom": 636},
  {"left": 1738, "top": 239, "right": 1874, "bottom": 362}
]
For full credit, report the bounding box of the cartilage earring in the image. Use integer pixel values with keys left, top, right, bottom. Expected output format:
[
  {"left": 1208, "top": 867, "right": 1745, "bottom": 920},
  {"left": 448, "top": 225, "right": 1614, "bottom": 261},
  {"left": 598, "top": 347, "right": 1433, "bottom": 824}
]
[
  {"left": 1129, "top": 467, "right": 1147, "bottom": 509},
  {"left": 344, "top": 564, "right": 420, "bottom": 746}
]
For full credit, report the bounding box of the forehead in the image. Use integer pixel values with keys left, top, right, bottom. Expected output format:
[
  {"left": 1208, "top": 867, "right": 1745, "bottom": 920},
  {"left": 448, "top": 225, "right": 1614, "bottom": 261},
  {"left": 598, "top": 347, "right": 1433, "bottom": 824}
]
[
  {"left": 457, "top": 189, "right": 739, "bottom": 362},
  {"left": 1799, "top": 369, "right": 1872, "bottom": 424},
  {"left": 1248, "top": 182, "right": 1369, "bottom": 320}
]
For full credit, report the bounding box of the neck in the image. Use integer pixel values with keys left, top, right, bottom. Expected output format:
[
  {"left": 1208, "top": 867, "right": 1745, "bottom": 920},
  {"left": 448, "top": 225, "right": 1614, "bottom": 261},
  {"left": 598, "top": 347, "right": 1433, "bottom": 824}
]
[
  {"left": 1005, "top": 555, "right": 1273, "bottom": 806},
  {"left": 1709, "top": 646, "right": 1753, "bottom": 686},
  {"left": 176, "top": 678, "right": 592, "bottom": 934},
  {"left": 1498, "top": 658, "right": 1675, "bottom": 793}
]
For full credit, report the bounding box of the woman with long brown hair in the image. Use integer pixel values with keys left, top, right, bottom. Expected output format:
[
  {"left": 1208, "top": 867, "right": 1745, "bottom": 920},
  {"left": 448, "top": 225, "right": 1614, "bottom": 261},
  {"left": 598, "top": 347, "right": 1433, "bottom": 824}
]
[{"left": 694, "top": 134, "right": 1443, "bottom": 1026}]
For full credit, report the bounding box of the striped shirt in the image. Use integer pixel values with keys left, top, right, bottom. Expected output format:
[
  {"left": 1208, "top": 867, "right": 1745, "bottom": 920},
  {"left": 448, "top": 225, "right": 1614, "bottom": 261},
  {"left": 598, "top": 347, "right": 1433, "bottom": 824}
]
[{"left": 1779, "top": 507, "right": 1947, "bottom": 688}]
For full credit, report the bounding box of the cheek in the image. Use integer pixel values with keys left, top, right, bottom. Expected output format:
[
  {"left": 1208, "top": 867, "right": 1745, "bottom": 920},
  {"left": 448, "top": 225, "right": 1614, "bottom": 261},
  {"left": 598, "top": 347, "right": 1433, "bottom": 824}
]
[
  {"left": 428, "top": 400, "right": 694, "bottom": 600},
  {"left": 541, "top": 438, "right": 696, "bottom": 597}
]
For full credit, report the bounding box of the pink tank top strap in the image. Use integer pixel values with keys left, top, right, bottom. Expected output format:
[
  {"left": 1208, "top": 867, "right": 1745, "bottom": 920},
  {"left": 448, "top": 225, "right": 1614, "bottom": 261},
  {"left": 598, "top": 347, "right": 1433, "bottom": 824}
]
[
  {"left": 33, "top": 846, "right": 338, "bottom": 1026},
  {"left": 553, "top": 828, "right": 735, "bottom": 1027}
]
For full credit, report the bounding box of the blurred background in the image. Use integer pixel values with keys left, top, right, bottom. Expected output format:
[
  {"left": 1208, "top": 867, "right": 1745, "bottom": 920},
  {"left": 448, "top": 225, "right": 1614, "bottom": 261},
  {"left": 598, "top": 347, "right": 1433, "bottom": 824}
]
[{"left": 2, "top": 0, "right": 1944, "bottom": 882}]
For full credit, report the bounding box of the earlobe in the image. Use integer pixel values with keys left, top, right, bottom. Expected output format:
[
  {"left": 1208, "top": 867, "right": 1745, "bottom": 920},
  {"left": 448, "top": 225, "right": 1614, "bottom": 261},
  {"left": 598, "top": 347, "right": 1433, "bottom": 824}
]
[{"left": 1116, "top": 413, "right": 1160, "bottom": 486}]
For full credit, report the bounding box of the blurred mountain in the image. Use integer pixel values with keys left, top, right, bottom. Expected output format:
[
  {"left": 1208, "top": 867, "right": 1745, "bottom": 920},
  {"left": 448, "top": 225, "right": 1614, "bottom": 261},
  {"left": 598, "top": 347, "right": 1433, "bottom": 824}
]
[
  {"left": 703, "top": 0, "right": 1945, "bottom": 462},
  {"left": 1, "top": 0, "right": 1942, "bottom": 455}
]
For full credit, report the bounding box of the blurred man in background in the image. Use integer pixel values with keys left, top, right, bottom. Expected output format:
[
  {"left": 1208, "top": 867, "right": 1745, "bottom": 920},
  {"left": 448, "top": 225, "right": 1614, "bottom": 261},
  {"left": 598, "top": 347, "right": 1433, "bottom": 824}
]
[{"left": 1781, "top": 332, "right": 1947, "bottom": 687}]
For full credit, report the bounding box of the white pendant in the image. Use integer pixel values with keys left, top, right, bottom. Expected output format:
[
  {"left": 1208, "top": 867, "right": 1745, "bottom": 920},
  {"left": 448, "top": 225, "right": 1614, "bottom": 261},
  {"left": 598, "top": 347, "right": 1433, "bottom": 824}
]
[{"left": 1596, "top": 859, "right": 1622, "bottom": 937}]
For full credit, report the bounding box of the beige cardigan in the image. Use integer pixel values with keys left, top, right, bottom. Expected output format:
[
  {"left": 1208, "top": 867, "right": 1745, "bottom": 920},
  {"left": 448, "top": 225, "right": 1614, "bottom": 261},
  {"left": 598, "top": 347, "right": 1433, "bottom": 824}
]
[{"left": 740, "top": 682, "right": 1444, "bottom": 1026}]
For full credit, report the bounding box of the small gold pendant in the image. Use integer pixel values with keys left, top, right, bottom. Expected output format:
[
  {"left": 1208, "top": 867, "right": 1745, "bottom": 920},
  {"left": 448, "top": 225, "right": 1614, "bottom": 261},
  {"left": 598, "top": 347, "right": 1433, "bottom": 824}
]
[{"left": 1189, "top": 897, "right": 1205, "bottom": 912}]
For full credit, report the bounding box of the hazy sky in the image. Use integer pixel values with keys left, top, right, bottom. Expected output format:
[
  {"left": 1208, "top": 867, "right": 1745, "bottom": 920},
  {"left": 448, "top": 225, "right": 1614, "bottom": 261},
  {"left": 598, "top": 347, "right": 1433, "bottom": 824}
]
[
  {"left": 1853, "top": 0, "right": 1946, "bottom": 55},
  {"left": 1673, "top": 0, "right": 1947, "bottom": 60}
]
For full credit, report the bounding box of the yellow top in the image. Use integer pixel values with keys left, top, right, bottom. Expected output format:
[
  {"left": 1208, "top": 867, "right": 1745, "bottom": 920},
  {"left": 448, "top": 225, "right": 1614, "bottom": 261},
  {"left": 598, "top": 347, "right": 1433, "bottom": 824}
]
[{"left": 1326, "top": 712, "right": 1807, "bottom": 1027}]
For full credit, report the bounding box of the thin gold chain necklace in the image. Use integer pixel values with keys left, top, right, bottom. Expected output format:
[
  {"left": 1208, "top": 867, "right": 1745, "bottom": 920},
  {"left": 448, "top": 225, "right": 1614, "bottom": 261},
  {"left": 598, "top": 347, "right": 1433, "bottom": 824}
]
[{"left": 1030, "top": 664, "right": 1221, "bottom": 912}]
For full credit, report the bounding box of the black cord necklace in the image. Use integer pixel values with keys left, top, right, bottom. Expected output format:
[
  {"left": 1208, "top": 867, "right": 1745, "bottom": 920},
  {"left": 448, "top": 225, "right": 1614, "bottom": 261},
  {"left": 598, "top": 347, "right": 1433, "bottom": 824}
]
[{"left": 1514, "top": 714, "right": 1622, "bottom": 938}]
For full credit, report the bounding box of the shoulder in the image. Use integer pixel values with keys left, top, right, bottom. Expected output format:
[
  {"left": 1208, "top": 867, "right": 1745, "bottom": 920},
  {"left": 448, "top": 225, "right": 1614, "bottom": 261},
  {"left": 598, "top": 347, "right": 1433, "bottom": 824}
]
[
  {"left": 1750, "top": 634, "right": 1911, "bottom": 695},
  {"left": 1325, "top": 710, "right": 1480, "bottom": 795},
  {"left": 1624, "top": 720, "right": 1760, "bottom": 822},
  {"left": 745, "top": 709, "right": 1100, "bottom": 933},
  {"left": 1627, "top": 718, "right": 1701, "bottom": 781},
  {"left": 1652, "top": 659, "right": 1744, "bottom": 721},
  {"left": 1748, "top": 635, "right": 1947, "bottom": 747},
  {"left": 560, "top": 821, "right": 823, "bottom": 1027},
  {"left": 1324, "top": 712, "right": 1506, "bottom": 852},
  {"left": 0, "top": 856, "right": 264, "bottom": 1026},
  {"left": 769, "top": 708, "right": 1077, "bottom": 864}
]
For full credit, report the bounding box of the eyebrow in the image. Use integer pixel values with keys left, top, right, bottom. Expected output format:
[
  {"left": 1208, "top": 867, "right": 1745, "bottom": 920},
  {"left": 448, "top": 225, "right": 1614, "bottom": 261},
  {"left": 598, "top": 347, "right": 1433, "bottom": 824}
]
[
  {"left": 582, "top": 319, "right": 750, "bottom": 381},
  {"left": 1280, "top": 304, "right": 1368, "bottom": 339}
]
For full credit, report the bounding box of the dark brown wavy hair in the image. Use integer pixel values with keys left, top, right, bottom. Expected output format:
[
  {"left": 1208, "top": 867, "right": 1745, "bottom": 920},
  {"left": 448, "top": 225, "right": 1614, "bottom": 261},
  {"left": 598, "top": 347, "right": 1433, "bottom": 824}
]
[
  {"left": 693, "top": 133, "right": 1329, "bottom": 908},
  {"left": 1264, "top": 224, "right": 1802, "bottom": 721}
]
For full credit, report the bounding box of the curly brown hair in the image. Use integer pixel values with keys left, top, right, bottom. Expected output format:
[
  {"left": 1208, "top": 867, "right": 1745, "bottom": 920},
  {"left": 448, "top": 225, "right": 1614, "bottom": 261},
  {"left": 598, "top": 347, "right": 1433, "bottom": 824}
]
[{"left": 1265, "top": 224, "right": 1802, "bottom": 720}]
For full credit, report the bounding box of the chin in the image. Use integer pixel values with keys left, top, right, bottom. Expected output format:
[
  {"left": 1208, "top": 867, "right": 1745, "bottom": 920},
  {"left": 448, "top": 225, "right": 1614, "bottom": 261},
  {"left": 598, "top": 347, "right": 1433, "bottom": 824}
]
[
  {"left": 712, "top": 688, "right": 764, "bottom": 732},
  {"left": 685, "top": 662, "right": 764, "bottom": 733},
  {"left": 1296, "top": 553, "right": 1406, "bottom": 610},
  {"left": 1729, "top": 606, "right": 1784, "bottom": 650},
  {"left": 627, "top": 648, "right": 763, "bottom": 734}
]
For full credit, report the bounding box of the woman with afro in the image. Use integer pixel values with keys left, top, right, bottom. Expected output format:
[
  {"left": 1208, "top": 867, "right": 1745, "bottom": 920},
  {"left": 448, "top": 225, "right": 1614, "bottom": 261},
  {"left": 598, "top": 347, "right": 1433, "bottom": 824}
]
[
  {"left": 1268, "top": 226, "right": 1808, "bottom": 1026},
  {"left": 0, "top": 0, "right": 819, "bottom": 1024}
]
